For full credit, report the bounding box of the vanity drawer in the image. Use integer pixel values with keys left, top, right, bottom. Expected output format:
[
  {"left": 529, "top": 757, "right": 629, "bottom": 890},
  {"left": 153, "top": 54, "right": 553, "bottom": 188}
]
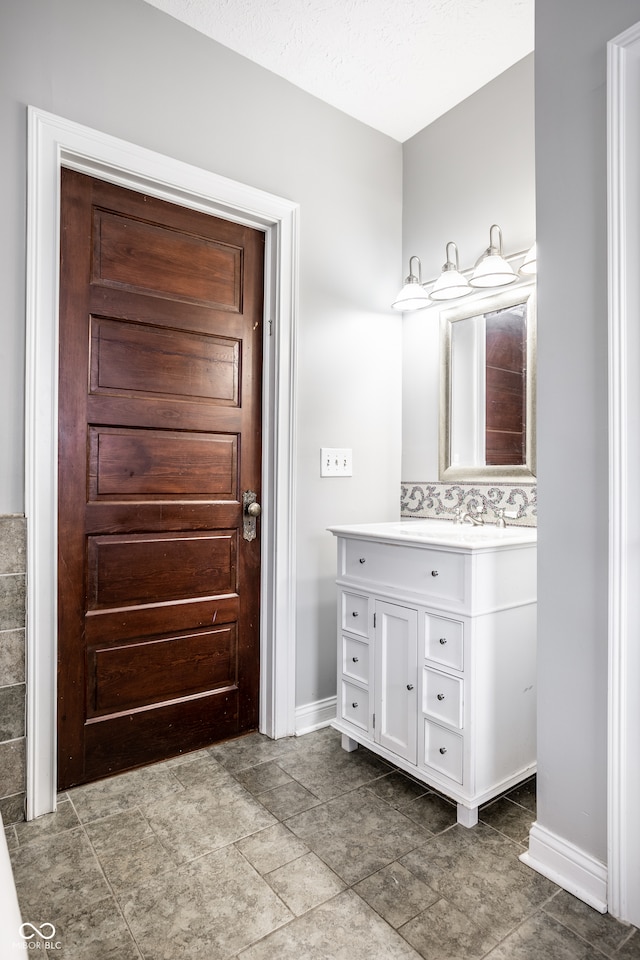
[
  {"left": 342, "top": 636, "right": 369, "bottom": 685},
  {"left": 341, "top": 680, "right": 369, "bottom": 732},
  {"left": 423, "top": 667, "right": 463, "bottom": 729},
  {"left": 340, "top": 591, "right": 369, "bottom": 638},
  {"left": 423, "top": 720, "right": 463, "bottom": 784},
  {"left": 342, "top": 538, "right": 465, "bottom": 605},
  {"left": 424, "top": 614, "right": 464, "bottom": 671}
]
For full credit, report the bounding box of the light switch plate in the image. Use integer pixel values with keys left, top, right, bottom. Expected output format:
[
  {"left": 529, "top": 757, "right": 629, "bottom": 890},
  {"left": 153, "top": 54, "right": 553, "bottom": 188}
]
[{"left": 321, "top": 448, "right": 352, "bottom": 477}]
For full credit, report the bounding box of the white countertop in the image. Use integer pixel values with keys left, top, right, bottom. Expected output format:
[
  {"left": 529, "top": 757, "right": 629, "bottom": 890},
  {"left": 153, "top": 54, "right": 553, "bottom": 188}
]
[{"left": 327, "top": 518, "right": 537, "bottom": 550}]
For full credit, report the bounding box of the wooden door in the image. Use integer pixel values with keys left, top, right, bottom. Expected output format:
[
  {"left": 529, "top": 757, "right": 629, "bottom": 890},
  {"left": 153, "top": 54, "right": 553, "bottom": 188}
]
[{"left": 57, "top": 169, "right": 264, "bottom": 789}]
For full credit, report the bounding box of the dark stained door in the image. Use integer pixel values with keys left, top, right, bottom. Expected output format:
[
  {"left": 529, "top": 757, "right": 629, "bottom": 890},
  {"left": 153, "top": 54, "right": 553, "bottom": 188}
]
[{"left": 57, "top": 169, "right": 264, "bottom": 789}]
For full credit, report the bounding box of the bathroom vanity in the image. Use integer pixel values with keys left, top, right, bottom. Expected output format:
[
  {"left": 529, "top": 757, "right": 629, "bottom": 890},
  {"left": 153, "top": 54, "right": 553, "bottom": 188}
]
[{"left": 328, "top": 519, "right": 537, "bottom": 826}]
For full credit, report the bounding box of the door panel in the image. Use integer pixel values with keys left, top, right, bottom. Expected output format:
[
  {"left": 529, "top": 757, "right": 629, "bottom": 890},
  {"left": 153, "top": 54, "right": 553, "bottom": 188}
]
[
  {"left": 58, "top": 169, "right": 264, "bottom": 788},
  {"left": 375, "top": 600, "right": 418, "bottom": 763}
]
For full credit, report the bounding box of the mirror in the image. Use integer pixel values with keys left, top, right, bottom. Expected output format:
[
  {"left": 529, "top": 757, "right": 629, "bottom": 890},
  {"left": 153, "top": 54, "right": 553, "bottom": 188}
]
[{"left": 439, "top": 281, "right": 536, "bottom": 482}]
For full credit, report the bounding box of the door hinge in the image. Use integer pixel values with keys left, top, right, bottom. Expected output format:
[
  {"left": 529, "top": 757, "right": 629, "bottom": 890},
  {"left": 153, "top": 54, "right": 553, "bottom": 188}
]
[
  {"left": 268, "top": 319, "right": 273, "bottom": 336},
  {"left": 373, "top": 612, "right": 376, "bottom": 628},
  {"left": 372, "top": 712, "right": 376, "bottom": 729}
]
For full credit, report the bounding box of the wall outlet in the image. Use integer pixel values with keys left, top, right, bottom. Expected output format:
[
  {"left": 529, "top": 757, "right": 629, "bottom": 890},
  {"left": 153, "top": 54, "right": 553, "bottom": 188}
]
[{"left": 321, "top": 448, "right": 352, "bottom": 477}]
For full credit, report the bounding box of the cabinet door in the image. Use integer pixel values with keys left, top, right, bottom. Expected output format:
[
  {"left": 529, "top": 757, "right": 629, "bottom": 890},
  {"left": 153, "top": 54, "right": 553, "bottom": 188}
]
[{"left": 374, "top": 600, "right": 418, "bottom": 763}]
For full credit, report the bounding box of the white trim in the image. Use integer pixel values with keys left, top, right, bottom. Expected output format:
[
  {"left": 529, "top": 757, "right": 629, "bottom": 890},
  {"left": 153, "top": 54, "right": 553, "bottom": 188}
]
[
  {"left": 520, "top": 823, "right": 608, "bottom": 913},
  {"left": 295, "top": 697, "right": 337, "bottom": 736},
  {"left": 607, "top": 22, "right": 640, "bottom": 925},
  {"left": 25, "top": 107, "right": 299, "bottom": 819}
]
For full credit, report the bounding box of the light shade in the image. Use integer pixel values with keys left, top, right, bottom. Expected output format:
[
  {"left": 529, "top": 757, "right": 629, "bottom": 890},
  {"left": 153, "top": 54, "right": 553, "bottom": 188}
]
[
  {"left": 392, "top": 256, "right": 430, "bottom": 311},
  {"left": 519, "top": 242, "right": 537, "bottom": 275},
  {"left": 429, "top": 242, "right": 472, "bottom": 301},
  {"left": 469, "top": 224, "right": 517, "bottom": 288}
]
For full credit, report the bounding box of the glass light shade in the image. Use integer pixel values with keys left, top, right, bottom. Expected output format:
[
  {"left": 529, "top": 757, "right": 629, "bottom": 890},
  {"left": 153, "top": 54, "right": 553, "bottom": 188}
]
[
  {"left": 429, "top": 268, "right": 471, "bottom": 301},
  {"left": 391, "top": 279, "right": 430, "bottom": 311},
  {"left": 469, "top": 254, "right": 517, "bottom": 288},
  {"left": 519, "top": 243, "right": 537, "bottom": 275}
]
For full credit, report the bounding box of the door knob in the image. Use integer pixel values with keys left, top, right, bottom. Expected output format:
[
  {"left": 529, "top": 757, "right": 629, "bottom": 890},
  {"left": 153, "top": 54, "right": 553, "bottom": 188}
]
[{"left": 242, "top": 491, "right": 261, "bottom": 541}]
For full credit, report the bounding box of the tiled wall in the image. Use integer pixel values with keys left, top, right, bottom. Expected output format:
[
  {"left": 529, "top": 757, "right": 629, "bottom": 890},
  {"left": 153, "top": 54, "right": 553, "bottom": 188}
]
[
  {"left": 401, "top": 481, "right": 537, "bottom": 526},
  {"left": 0, "top": 517, "right": 26, "bottom": 824}
]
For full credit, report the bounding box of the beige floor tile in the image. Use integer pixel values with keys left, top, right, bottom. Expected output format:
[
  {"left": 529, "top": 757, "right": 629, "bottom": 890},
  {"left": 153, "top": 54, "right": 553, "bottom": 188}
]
[
  {"left": 266, "top": 851, "right": 345, "bottom": 915},
  {"left": 354, "top": 861, "right": 439, "bottom": 928},
  {"left": 235, "top": 822, "right": 310, "bottom": 875},
  {"left": 119, "top": 843, "right": 292, "bottom": 959},
  {"left": 238, "top": 889, "right": 422, "bottom": 959}
]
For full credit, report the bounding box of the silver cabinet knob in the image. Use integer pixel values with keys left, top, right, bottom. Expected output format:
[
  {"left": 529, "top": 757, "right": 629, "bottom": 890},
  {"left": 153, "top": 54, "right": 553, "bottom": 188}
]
[
  {"left": 439, "top": 637, "right": 447, "bottom": 645},
  {"left": 437, "top": 693, "right": 445, "bottom": 701},
  {"left": 439, "top": 746, "right": 447, "bottom": 755},
  {"left": 406, "top": 684, "right": 414, "bottom": 691},
  {"left": 359, "top": 557, "right": 366, "bottom": 564},
  {"left": 352, "top": 701, "right": 359, "bottom": 709},
  {"left": 247, "top": 501, "right": 261, "bottom": 517},
  {"left": 431, "top": 570, "right": 439, "bottom": 577},
  {"left": 352, "top": 611, "right": 359, "bottom": 617},
  {"left": 352, "top": 656, "right": 359, "bottom": 663}
]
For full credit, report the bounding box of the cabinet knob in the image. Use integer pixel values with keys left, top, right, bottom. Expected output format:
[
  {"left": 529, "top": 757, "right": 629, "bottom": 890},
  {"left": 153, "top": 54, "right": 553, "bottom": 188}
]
[
  {"left": 439, "top": 637, "right": 447, "bottom": 645},
  {"left": 352, "top": 656, "right": 359, "bottom": 663},
  {"left": 431, "top": 570, "right": 439, "bottom": 577},
  {"left": 437, "top": 693, "right": 445, "bottom": 701},
  {"left": 406, "top": 684, "right": 414, "bottom": 691},
  {"left": 352, "top": 611, "right": 359, "bottom": 617},
  {"left": 439, "top": 746, "right": 447, "bottom": 755},
  {"left": 352, "top": 701, "right": 359, "bottom": 709},
  {"left": 359, "top": 557, "right": 366, "bottom": 564}
]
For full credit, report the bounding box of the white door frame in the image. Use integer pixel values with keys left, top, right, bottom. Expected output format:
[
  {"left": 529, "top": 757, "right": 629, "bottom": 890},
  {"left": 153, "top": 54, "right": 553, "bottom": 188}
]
[
  {"left": 607, "top": 21, "right": 640, "bottom": 925},
  {"left": 25, "top": 107, "right": 299, "bottom": 819}
]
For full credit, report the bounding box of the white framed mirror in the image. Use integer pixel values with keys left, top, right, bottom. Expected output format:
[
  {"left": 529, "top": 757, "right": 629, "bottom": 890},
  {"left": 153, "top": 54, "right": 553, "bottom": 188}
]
[{"left": 439, "top": 280, "right": 536, "bottom": 482}]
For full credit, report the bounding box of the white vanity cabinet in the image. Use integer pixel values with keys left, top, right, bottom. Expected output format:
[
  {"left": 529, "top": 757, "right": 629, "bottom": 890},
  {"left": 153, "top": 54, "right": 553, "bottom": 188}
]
[{"left": 328, "top": 520, "right": 537, "bottom": 826}]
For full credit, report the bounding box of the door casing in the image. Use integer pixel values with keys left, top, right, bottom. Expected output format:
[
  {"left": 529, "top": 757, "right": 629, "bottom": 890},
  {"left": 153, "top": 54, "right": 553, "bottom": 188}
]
[{"left": 26, "top": 106, "right": 299, "bottom": 819}]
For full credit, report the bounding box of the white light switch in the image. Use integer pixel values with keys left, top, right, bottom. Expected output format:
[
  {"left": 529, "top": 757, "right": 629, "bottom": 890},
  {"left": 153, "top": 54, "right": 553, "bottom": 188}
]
[{"left": 321, "top": 448, "right": 352, "bottom": 477}]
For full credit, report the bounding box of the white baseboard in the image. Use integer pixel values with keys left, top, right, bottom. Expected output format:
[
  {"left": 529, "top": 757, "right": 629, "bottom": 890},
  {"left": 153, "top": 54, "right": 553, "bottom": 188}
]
[
  {"left": 520, "top": 821, "right": 608, "bottom": 913},
  {"left": 295, "top": 696, "right": 337, "bottom": 736}
]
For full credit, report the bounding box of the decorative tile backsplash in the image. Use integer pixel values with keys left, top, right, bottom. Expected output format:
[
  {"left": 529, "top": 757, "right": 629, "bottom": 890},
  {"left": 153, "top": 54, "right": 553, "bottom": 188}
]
[
  {"left": 0, "top": 515, "right": 26, "bottom": 824},
  {"left": 401, "top": 481, "right": 537, "bottom": 526}
]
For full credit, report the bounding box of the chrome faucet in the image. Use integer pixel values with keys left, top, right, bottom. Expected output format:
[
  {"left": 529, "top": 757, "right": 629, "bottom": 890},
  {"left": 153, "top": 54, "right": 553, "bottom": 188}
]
[{"left": 454, "top": 506, "right": 484, "bottom": 526}]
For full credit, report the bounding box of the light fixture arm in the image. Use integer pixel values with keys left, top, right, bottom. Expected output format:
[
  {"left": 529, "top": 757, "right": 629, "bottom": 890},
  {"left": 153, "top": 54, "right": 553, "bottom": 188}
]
[
  {"left": 406, "top": 254, "right": 422, "bottom": 284},
  {"left": 444, "top": 241, "right": 460, "bottom": 271},
  {"left": 487, "top": 223, "right": 504, "bottom": 258}
]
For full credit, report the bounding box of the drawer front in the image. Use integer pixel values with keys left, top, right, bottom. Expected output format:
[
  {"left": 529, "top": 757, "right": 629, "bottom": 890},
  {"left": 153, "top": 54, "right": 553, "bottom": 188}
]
[
  {"left": 424, "top": 614, "right": 464, "bottom": 671},
  {"left": 341, "top": 680, "right": 369, "bottom": 732},
  {"left": 423, "top": 720, "right": 463, "bottom": 784},
  {"left": 423, "top": 667, "right": 463, "bottom": 729},
  {"left": 341, "top": 591, "right": 369, "bottom": 638},
  {"left": 342, "top": 636, "right": 369, "bottom": 685},
  {"left": 343, "top": 538, "right": 465, "bottom": 604}
]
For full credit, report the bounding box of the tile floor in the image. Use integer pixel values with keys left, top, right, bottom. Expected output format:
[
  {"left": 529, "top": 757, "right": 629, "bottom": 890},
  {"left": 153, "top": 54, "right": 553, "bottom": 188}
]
[{"left": 6, "top": 726, "right": 640, "bottom": 959}]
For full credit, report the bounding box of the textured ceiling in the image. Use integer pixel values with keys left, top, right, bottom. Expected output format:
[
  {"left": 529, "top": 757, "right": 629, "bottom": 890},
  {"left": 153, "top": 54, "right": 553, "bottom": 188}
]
[{"left": 141, "top": 0, "right": 534, "bottom": 142}]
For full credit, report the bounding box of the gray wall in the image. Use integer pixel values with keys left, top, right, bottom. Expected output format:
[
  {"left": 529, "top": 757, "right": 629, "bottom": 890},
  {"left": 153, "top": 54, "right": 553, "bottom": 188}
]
[
  {"left": 0, "top": 0, "right": 402, "bottom": 713},
  {"left": 535, "top": 0, "right": 640, "bottom": 863},
  {"left": 401, "top": 55, "right": 536, "bottom": 481}
]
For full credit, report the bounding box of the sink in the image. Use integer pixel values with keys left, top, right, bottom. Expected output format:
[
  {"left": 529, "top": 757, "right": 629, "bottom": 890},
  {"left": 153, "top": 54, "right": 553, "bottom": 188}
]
[{"left": 327, "top": 519, "right": 536, "bottom": 549}]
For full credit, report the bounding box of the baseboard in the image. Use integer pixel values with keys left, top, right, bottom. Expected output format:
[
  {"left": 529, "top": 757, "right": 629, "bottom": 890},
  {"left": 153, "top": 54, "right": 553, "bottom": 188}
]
[
  {"left": 520, "top": 821, "right": 608, "bottom": 913},
  {"left": 295, "top": 696, "right": 337, "bottom": 736}
]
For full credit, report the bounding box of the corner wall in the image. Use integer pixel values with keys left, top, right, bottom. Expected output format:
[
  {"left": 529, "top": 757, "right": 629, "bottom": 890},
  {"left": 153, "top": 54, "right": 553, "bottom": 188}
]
[{"left": 533, "top": 0, "right": 640, "bottom": 891}]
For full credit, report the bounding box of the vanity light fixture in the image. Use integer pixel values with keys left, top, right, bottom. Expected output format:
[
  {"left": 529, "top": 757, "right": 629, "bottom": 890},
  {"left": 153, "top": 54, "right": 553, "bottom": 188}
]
[
  {"left": 519, "top": 242, "right": 537, "bottom": 275},
  {"left": 429, "top": 242, "right": 472, "bottom": 301},
  {"left": 391, "top": 255, "right": 431, "bottom": 311},
  {"left": 469, "top": 224, "right": 518, "bottom": 288}
]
